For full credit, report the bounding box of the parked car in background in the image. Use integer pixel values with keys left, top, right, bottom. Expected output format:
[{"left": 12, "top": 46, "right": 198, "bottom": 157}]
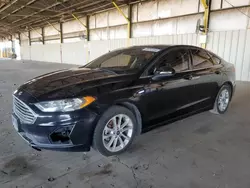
[{"left": 12, "top": 45, "right": 236, "bottom": 156}]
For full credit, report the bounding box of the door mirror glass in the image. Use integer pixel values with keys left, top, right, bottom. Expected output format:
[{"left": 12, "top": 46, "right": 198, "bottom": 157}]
[{"left": 152, "top": 66, "right": 175, "bottom": 81}]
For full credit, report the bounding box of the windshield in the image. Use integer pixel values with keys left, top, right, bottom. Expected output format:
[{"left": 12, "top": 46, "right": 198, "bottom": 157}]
[{"left": 84, "top": 47, "right": 162, "bottom": 73}]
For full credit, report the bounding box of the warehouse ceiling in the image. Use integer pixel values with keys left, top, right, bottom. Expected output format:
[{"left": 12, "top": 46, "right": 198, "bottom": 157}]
[{"left": 0, "top": 0, "right": 139, "bottom": 38}]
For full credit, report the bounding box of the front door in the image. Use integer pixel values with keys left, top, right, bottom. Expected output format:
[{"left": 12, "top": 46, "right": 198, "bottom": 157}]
[{"left": 136, "top": 47, "right": 196, "bottom": 127}]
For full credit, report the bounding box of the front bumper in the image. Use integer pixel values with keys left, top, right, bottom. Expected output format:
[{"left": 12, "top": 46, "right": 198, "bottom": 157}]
[{"left": 12, "top": 107, "right": 99, "bottom": 152}]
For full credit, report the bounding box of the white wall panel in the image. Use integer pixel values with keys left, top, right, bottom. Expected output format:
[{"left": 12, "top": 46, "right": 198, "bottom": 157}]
[
  {"left": 217, "top": 31, "right": 226, "bottom": 58},
  {"left": 211, "top": 0, "right": 221, "bottom": 10},
  {"left": 206, "top": 32, "right": 214, "bottom": 52},
  {"left": 133, "top": 22, "right": 152, "bottom": 37},
  {"left": 206, "top": 29, "right": 250, "bottom": 81},
  {"left": 89, "top": 15, "right": 96, "bottom": 29},
  {"left": 223, "top": 0, "right": 250, "bottom": 8},
  {"left": 235, "top": 30, "right": 246, "bottom": 80},
  {"left": 44, "top": 24, "right": 60, "bottom": 36},
  {"left": 138, "top": 1, "right": 158, "bottom": 21},
  {"left": 241, "top": 30, "right": 250, "bottom": 81},
  {"left": 43, "top": 43, "right": 61, "bottom": 63},
  {"left": 132, "top": 4, "right": 138, "bottom": 22},
  {"left": 21, "top": 39, "right": 29, "bottom": 46},
  {"left": 229, "top": 30, "right": 240, "bottom": 66},
  {"left": 158, "top": 0, "right": 172, "bottom": 18},
  {"left": 45, "top": 39, "right": 60, "bottom": 44},
  {"left": 61, "top": 41, "right": 88, "bottom": 65},
  {"left": 153, "top": 19, "right": 177, "bottom": 35},
  {"left": 212, "top": 32, "right": 220, "bottom": 54},
  {"left": 176, "top": 14, "right": 202, "bottom": 34},
  {"left": 20, "top": 45, "right": 30, "bottom": 60},
  {"left": 109, "top": 6, "right": 128, "bottom": 26},
  {"left": 30, "top": 44, "right": 44, "bottom": 61},
  {"left": 158, "top": 0, "right": 199, "bottom": 18},
  {"left": 64, "top": 37, "right": 82, "bottom": 43},
  {"left": 96, "top": 12, "right": 108, "bottom": 28},
  {"left": 89, "top": 40, "right": 109, "bottom": 61},
  {"left": 63, "top": 18, "right": 86, "bottom": 34},
  {"left": 30, "top": 29, "right": 42, "bottom": 39},
  {"left": 109, "top": 25, "right": 127, "bottom": 39},
  {"left": 223, "top": 31, "right": 233, "bottom": 62},
  {"left": 179, "top": 0, "right": 199, "bottom": 15},
  {"left": 90, "top": 29, "right": 102, "bottom": 40},
  {"left": 109, "top": 39, "right": 127, "bottom": 51},
  {"left": 210, "top": 8, "right": 249, "bottom": 31},
  {"left": 20, "top": 32, "right": 29, "bottom": 40},
  {"left": 90, "top": 28, "right": 108, "bottom": 40}
]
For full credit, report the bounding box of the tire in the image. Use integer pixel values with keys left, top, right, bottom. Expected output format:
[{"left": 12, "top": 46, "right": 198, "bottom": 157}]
[
  {"left": 210, "top": 84, "right": 232, "bottom": 114},
  {"left": 92, "top": 105, "right": 137, "bottom": 157}
]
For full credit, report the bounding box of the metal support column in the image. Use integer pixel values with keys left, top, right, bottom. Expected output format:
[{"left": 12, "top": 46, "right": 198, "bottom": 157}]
[
  {"left": 59, "top": 22, "right": 63, "bottom": 43},
  {"left": 18, "top": 33, "right": 21, "bottom": 46},
  {"left": 72, "top": 13, "right": 89, "bottom": 41},
  {"left": 128, "top": 4, "right": 132, "bottom": 38},
  {"left": 112, "top": 1, "right": 131, "bottom": 39},
  {"left": 201, "top": 0, "right": 211, "bottom": 48},
  {"left": 28, "top": 30, "right": 31, "bottom": 46},
  {"left": 86, "top": 15, "right": 90, "bottom": 41},
  {"left": 41, "top": 27, "right": 45, "bottom": 44},
  {"left": 47, "top": 21, "right": 62, "bottom": 43}
]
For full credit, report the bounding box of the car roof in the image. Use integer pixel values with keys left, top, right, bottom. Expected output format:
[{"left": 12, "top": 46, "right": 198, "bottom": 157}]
[
  {"left": 111, "top": 45, "right": 207, "bottom": 54},
  {"left": 125, "top": 44, "right": 201, "bottom": 50}
]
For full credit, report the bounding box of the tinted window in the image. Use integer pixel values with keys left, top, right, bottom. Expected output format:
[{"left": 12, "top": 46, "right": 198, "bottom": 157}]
[
  {"left": 84, "top": 47, "right": 162, "bottom": 73},
  {"left": 151, "top": 49, "right": 189, "bottom": 74},
  {"left": 191, "top": 49, "right": 214, "bottom": 69},
  {"left": 211, "top": 54, "right": 221, "bottom": 64}
]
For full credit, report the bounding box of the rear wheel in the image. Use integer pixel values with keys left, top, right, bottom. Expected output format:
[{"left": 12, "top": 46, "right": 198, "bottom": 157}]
[
  {"left": 92, "top": 105, "right": 137, "bottom": 156},
  {"left": 210, "top": 84, "right": 231, "bottom": 114}
]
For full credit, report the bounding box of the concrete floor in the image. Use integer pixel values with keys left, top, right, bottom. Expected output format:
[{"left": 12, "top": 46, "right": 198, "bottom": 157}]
[{"left": 0, "top": 59, "right": 250, "bottom": 188}]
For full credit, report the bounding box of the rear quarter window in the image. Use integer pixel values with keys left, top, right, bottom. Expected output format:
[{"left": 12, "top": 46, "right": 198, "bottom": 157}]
[
  {"left": 191, "top": 49, "right": 214, "bottom": 69},
  {"left": 210, "top": 54, "right": 221, "bottom": 64}
]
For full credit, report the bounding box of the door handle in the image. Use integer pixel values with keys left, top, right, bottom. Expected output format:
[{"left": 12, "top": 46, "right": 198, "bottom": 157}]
[{"left": 183, "top": 74, "right": 193, "bottom": 80}]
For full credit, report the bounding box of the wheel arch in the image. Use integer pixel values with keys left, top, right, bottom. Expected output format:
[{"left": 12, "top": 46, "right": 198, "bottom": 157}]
[
  {"left": 221, "top": 81, "right": 234, "bottom": 100},
  {"left": 114, "top": 101, "right": 142, "bottom": 135}
]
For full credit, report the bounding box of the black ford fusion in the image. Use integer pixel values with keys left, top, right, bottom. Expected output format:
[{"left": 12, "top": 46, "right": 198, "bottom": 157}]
[{"left": 12, "top": 45, "right": 236, "bottom": 156}]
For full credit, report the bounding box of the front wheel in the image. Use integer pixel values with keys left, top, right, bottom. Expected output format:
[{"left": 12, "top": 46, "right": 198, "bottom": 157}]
[
  {"left": 210, "top": 84, "right": 232, "bottom": 114},
  {"left": 92, "top": 105, "right": 137, "bottom": 156}
]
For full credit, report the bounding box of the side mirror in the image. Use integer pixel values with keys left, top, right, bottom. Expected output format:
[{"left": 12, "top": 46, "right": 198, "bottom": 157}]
[{"left": 152, "top": 66, "right": 175, "bottom": 81}]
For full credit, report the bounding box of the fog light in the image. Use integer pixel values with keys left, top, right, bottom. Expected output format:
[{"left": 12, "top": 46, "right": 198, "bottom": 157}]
[{"left": 50, "top": 126, "right": 74, "bottom": 144}]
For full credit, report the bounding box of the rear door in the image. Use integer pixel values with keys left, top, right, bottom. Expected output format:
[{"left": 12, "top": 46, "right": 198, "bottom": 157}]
[{"left": 189, "top": 48, "right": 223, "bottom": 108}]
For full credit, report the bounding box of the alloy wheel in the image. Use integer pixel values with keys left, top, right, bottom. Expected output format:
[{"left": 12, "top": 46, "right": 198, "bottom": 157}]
[
  {"left": 102, "top": 114, "right": 133, "bottom": 152},
  {"left": 218, "top": 88, "right": 230, "bottom": 112}
]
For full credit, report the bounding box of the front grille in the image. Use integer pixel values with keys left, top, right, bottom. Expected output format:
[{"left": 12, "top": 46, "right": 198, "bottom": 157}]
[{"left": 13, "top": 96, "right": 37, "bottom": 124}]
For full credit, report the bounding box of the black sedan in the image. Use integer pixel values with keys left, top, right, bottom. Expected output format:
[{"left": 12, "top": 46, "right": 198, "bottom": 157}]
[{"left": 12, "top": 45, "right": 236, "bottom": 156}]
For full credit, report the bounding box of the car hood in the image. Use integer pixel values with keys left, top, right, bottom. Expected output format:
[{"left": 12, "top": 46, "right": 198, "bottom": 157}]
[{"left": 19, "top": 67, "right": 136, "bottom": 101}]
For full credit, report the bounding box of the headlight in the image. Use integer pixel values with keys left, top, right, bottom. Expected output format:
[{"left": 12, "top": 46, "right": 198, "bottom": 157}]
[{"left": 34, "top": 96, "right": 96, "bottom": 112}]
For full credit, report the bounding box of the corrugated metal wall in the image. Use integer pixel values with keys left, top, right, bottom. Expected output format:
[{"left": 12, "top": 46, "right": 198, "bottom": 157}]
[
  {"left": 21, "top": 29, "right": 250, "bottom": 81},
  {"left": 206, "top": 30, "right": 250, "bottom": 81}
]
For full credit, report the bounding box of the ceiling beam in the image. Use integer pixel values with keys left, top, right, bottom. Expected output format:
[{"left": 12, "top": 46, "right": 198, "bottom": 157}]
[
  {"left": 26, "top": 5, "right": 63, "bottom": 13},
  {"left": 0, "top": 13, "right": 46, "bottom": 17},
  {"left": 12, "top": 0, "right": 69, "bottom": 24},
  {"left": 14, "top": 0, "right": 107, "bottom": 29},
  {"left": 0, "top": 0, "right": 38, "bottom": 21},
  {"left": 0, "top": 0, "right": 19, "bottom": 14}
]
